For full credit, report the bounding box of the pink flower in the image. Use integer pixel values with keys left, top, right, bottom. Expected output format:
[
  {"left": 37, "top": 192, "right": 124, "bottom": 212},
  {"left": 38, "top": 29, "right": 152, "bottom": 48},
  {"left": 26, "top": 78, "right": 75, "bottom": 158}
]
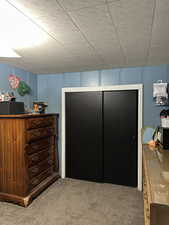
[{"left": 8, "top": 74, "right": 20, "bottom": 89}]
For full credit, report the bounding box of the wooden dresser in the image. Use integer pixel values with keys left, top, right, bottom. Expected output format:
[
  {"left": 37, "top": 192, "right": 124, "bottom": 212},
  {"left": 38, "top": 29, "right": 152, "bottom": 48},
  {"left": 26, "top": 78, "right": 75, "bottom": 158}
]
[
  {"left": 0, "top": 113, "right": 59, "bottom": 207},
  {"left": 143, "top": 144, "right": 169, "bottom": 225}
]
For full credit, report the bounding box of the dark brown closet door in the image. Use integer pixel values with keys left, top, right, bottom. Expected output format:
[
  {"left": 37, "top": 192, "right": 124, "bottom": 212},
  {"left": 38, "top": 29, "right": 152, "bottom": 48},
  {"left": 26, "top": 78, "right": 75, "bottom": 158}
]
[
  {"left": 103, "top": 90, "right": 138, "bottom": 187},
  {"left": 66, "top": 92, "right": 103, "bottom": 182}
]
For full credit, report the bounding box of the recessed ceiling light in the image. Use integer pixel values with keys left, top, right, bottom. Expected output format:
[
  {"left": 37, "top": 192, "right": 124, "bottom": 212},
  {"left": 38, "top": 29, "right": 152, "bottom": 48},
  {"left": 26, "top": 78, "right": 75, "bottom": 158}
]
[
  {"left": 0, "top": 0, "right": 47, "bottom": 49},
  {"left": 0, "top": 39, "right": 21, "bottom": 58}
]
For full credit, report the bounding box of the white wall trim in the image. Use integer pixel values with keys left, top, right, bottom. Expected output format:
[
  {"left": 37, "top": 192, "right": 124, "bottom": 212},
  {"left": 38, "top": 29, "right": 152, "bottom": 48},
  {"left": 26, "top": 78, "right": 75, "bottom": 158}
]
[{"left": 61, "top": 84, "right": 143, "bottom": 191}]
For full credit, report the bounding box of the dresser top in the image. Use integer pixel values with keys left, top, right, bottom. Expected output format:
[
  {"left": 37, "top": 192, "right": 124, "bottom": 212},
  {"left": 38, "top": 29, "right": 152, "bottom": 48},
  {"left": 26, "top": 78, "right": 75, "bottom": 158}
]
[
  {"left": 0, "top": 113, "right": 59, "bottom": 118},
  {"left": 143, "top": 144, "right": 169, "bottom": 206}
]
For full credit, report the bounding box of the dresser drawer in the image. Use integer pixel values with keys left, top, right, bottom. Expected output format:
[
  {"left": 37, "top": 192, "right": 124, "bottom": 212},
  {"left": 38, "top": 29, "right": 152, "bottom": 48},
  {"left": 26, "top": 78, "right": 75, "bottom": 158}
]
[
  {"left": 29, "top": 168, "right": 53, "bottom": 190},
  {"left": 26, "top": 116, "right": 55, "bottom": 130},
  {"left": 28, "top": 159, "right": 52, "bottom": 178},
  {"left": 25, "top": 137, "right": 53, "bottom": 154},
  {"left": 26, "top": 127, "right": 56, "bottom": 143},
  {"left": 27, "top": 149, "right": 51, "bottom": 167}
]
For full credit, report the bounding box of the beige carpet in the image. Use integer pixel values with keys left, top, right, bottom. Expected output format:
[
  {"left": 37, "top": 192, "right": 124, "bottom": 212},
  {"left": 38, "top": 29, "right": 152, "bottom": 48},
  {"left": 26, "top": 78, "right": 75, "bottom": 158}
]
[{"left": 0, "top": 178, "right": 144, "bottom": 225}]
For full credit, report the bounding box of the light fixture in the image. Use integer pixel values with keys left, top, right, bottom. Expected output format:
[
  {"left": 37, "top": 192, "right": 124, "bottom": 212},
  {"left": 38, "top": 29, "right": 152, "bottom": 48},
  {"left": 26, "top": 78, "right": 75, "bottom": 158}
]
[
  {"left": 0, "top": 47, "right": 20, "bottom": 58},
  {"left": 0, "top": 0, "right": 47, "bottom": 50},
  {"left": 0, "top": 39, "right": 21, "bottom": 58}
]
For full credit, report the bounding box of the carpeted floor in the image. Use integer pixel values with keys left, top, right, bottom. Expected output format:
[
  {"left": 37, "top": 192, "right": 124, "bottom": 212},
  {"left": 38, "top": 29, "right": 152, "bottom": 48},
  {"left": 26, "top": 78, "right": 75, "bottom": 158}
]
[{"left": 0, "top": 178, "right": 144, "bottom": 225}]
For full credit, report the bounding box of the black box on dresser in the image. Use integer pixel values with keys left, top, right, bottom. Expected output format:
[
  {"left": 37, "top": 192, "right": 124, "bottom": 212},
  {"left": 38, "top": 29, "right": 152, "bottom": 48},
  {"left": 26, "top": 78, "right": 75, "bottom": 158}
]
[{"left": 0, "top": 102, "right": 24, "bottom": 115}]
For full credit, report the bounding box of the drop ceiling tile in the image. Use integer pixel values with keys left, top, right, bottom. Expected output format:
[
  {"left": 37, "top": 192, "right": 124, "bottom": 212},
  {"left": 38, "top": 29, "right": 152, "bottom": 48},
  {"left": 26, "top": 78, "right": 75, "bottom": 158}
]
[
  {"left": 39, "top": 15, "right": 77, "bottom": 32},
  {"left": 80, "top": 28, "right": 117, "bottom": 43},
  {"left": 91, "top": 40, "right": 124, "bottom": 65},
  {"left": 108, "top": 0, "right": 154, "bottom": 65},
  {"left": 35, "top": 16, "right": 87, "bottom": 45},
  {"left": 148, "top": 0, "right": 169, "bottom": 64},
  {"left": 65, "top": 42, "right": 95, "bottom": 55},
  {"left": 148, "top": 46, "right": 169, "bottom": 65},
  {"left": 16, "top": 39, "right": 66, "bottom": 57},
  {"left": 71, "top": 56, "right": 104, "bottom": 67},
  {"left": 17, "top": 45, "right": 103, "bottom": 73},
  {"left": 37, "top": 63, "right": 103, "bottom": 74},
  {"left": 119, "top": 39, "right": 150, "bottom": 64},
  {"left": 8, "top": 0, "right": 85, "bottom": 45},
  {"left": 11, "top": 0, "right": 100, "bottom": 49},
  {"left": 69, "top": 5, "right": 117, "bottom": 40},
  {"left": 114, "top": 0, "right": 154, "bottom": 10},
  {"left": 57, "top": 0, "right": 106, "bottom": 11},
  {"left": 16, "top": 49, "right": 78, "bottom": 72},
  {"left": 68, "top": 3, "right": 123, "bottom": 65},
  {"left": 106, "top": 0, "right": 122, "bottom": 6},
  {"left": 108, "top": 2, "right": 154, "bottom": 34},
  {"left": 2, "top": 0, "right": 169, "bottom": 73},
  {"left": 63, "top": 39, "right": 104, "bottom": 64},
  {"left": 7, "top": 0, "right": 62, "bottom": 18}
]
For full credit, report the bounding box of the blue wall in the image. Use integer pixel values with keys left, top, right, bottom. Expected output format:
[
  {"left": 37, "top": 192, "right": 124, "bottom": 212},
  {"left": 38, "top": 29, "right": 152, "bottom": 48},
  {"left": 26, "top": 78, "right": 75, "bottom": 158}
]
[
  {"left": 1, "top": 62, "right": 169, "bottom": 169},
  {"left": 37, "top": 64, "right": 169, "bottom": 127},
  {"left": 0, "top": 63, "right": 37, "bottom": 107},
  {"left": 37, "top": 64, "right": 169, "bottom": 160}
]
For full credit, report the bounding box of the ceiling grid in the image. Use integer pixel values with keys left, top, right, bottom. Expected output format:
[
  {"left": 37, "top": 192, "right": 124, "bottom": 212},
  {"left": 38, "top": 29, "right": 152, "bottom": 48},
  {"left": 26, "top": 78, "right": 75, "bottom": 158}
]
[
  {"left": 145, "top": 0, "right": 157, "bottom": 65},
  {"left": 105, "top": 0, "right": 127, "bottom": 65},
  {"left": 55, "top": 0, "right": 107, "bottom": 66},
  {"left": 0, "top": 0, "right": 168, "bottom": 73}
]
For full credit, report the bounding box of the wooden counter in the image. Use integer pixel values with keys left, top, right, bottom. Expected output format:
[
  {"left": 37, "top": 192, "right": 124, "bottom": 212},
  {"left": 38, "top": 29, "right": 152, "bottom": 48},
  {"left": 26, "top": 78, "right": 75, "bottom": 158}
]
[
  {"left": 143, "top": 144, "right": 169, "bottom": 225},
  {"left": 0, "top": 113, "right": 57, "bottom": 118}
]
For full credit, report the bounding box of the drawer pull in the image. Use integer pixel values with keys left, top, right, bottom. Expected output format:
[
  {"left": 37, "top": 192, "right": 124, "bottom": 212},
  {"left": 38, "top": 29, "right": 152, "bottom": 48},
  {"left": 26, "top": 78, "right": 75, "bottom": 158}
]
[
  {"left": 26, "top": 127, "right": 55, "bottom": 142},
  {"left": 31, "top": 178, "right": 39, "bottom": 186},
  {"left": 32, "top": 145, "right": 40, "bottom": 150},
  {"left": 31, "top": 155, "right": 39, "bottom": 162},
  {"left": 26, "top": 137, "right": 52, "bottom": 154},
  {"left": 30, "top": 167, "right": 39, "bottom": 174},
  {"left": 26, "top": 117, "right": 55, "bottom": 130}
]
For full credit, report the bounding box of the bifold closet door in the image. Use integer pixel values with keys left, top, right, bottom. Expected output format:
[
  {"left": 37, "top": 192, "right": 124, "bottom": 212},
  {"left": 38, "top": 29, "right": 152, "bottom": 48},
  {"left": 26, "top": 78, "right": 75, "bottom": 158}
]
[
  {"left": 103, "top": 90, "right": 138, "bottom": 187},
  {"left": 66, "top": 92, "right": 103, "bottom": 182}
]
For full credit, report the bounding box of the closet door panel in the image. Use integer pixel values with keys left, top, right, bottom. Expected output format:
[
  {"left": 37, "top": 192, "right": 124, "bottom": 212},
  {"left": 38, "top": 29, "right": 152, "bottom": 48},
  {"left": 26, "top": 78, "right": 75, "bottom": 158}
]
[
  {"left": 103, "top": 90, "right": 138, "bottom": 187},
  {"left": 66, "top": 92, "right": 103, "bottom": 182}
]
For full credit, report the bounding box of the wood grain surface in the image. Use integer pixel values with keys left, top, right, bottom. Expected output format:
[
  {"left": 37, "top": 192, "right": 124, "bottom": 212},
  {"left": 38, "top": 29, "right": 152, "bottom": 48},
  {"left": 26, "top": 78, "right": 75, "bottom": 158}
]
[{"left": 0, "top": 114, "right": 59, "bottom": 206}]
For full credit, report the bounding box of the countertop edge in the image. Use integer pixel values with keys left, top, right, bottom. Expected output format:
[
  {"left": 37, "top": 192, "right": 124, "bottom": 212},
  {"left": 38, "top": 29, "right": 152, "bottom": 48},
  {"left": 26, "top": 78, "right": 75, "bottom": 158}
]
[{"left": 0, "top": 113, "right": 59, "bottom": 118}]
